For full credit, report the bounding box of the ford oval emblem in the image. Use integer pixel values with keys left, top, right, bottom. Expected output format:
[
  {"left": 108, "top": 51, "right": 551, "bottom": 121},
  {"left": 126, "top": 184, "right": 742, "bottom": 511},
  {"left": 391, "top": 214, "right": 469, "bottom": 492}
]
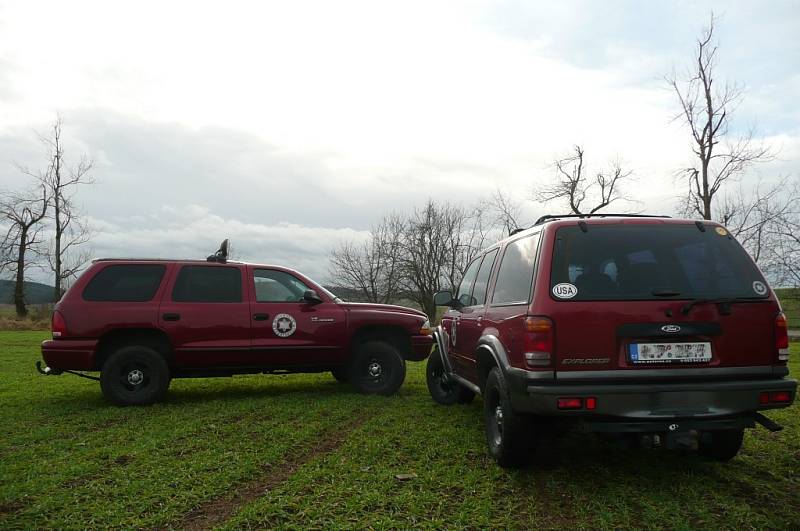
[{"left": 661, "top": 324, "right": 681, "bottom": 333}]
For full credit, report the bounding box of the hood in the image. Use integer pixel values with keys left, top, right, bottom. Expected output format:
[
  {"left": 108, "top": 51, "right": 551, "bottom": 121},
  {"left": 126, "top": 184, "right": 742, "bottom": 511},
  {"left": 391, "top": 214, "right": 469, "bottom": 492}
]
[{"left": 340, "top": 301, "right": 428, "bottom": 318}]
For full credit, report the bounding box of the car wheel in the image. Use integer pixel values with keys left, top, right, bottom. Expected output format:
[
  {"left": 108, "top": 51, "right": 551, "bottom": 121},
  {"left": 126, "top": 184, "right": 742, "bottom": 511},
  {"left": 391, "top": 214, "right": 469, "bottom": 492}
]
[
  {"left": 349, "top": 340, "right": 406, "bottom": 396},
  {"left": 100, "top": 345, "right": 171, "bottom": 406},
  {"left": 426, "top": 348, "right": 475, "bottom": 405},
  {"left": 699, "top": 429, "right": 744, "bottom": 462},
  {"left": 484, "top": 367, "right": 529, "bottom": 468},
  {"left": 331, "top": 366, "right": 349, "bottom": 384}
]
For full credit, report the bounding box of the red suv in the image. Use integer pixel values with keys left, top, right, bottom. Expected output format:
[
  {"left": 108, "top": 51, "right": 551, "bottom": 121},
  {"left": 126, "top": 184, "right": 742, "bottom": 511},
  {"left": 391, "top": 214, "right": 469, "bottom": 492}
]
[
  {"left": 427, "top": 215, "right": 796, "bottom": 467},
  {"left": 38, "top": 242, "right": 432, "bottom": 405}
]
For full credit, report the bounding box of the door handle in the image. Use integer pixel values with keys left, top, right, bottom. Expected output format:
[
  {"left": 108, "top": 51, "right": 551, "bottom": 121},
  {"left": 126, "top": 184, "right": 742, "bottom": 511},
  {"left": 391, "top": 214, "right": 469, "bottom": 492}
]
[
  {"left": 253, "top": 313, "right": 270, "bottom": 321},
  {"left": 163, "top": 313, "right": 180, "bottom": 322}
]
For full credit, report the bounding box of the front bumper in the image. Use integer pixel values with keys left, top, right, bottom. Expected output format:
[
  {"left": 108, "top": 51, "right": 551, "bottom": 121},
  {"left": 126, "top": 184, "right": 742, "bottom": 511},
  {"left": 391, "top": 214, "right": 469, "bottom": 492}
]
[
  {"left": 41, "top": 339, "right": 98, "bottom": 371},
  {"left": 407, "top": 334, "right": 434, "bottom": 361},
  {"left": 507, "top": 369, "right": 797, "bottom": 422}
]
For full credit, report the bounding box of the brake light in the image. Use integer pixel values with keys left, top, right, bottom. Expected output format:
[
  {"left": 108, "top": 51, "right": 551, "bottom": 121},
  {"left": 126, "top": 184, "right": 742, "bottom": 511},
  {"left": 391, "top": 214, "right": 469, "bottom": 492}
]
[
  {"left": 770, "top": 391, "right": 792, "bottom": 403},
  {"left": 775, "top": 313, "right": 789, "bottom": 361},
  {"left": 523, "top": 317, "right": 553, "bottom": 367},
  {"left": 52, "top": 311, "right": 67, "bottom": 339}
]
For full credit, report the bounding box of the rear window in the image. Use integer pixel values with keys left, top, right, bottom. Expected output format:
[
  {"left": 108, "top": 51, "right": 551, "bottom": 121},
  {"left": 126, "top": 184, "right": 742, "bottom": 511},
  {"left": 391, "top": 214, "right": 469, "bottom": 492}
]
[
  {"left": 172, "top": 266, "right": 242, "bottom": 303},
  {"left": 83, "top": 264, "right": 166, "bottom": 302},
  {"left": 550, "top": 224, "right": 769, "bottom": 301},
  {"left": 492, "top": 233, "right": 540, "bottom": 305}
]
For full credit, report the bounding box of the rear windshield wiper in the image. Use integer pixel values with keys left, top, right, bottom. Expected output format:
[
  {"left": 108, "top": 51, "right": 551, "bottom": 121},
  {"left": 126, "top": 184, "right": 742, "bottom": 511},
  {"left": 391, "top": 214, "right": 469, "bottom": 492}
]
[{"left": 681, "top": 297, "right": 766, "bottom": 315}]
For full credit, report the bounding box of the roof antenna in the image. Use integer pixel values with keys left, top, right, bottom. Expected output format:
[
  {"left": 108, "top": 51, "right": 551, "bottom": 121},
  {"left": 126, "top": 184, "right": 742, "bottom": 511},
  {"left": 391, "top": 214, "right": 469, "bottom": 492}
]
[{"left": 207, "top": 239, "right": 229, "bottom": 263}]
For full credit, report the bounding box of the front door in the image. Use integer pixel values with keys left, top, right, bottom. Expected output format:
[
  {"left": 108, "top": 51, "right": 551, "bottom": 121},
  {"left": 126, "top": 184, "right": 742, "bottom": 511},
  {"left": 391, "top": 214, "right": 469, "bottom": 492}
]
[{"left": 248, "top": 267, "right": 347, "bottom": 366}]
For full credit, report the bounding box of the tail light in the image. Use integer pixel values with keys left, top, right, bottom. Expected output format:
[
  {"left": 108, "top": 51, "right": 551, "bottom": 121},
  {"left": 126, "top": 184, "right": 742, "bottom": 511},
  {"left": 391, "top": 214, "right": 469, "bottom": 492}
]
[
  {"left": 775, "top": 312, "right": 789, "bottom": 361},
  {"left": 523, "top": 317, "right": 553, "bottom": 367},
  {"left": 52, "top": 310, "right": 67, "bottom": 339}
]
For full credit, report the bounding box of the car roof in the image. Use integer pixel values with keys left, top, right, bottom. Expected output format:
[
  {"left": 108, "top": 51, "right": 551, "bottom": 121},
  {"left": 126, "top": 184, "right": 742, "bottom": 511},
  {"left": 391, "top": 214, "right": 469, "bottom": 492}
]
[
  {"left": 91, "top": 258, "right": 304, "bottom": 274},
  {"left": 495, "top": 215, "right": 723, "bottom": 247}
]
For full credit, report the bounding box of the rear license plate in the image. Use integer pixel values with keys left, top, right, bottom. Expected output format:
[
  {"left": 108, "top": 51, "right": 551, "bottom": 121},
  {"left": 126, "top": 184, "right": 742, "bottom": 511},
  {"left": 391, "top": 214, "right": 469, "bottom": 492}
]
[{"left": 628, "top": 342, "right": 712, "bottom": 364}]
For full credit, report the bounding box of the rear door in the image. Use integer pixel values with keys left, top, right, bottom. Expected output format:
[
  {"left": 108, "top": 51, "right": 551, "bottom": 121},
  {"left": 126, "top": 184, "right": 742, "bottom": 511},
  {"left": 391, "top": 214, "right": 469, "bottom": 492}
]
[
  {"left": 159, "top": 264, "right": 252, "bottom": 367},
  {"left": 248, "top": 267, "right": 347, "bottom": 366},
  {"left": 544, "top": 222, "right": 779, "bottom": 380}
]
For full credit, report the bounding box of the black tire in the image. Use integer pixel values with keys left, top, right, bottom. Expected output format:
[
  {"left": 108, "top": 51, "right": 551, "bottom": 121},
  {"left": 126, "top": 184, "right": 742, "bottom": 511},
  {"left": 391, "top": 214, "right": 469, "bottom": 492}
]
[
  {"left": 699, "top": 429, "right": 744, "bottom": 462},
  {"left": 426, "top": 348, "right": 475, "bottom": 405},
  {"left": 331, "top": 366, "right": 349, "bottom": 384},
  {"left": 100, "top": 345, "right": 171, "bottom": 406},
  {"left": 484, "top": 367, "right": 530, "bottom": 468},
  {"left": 348, "top": 340, "right": 406, "bottom": 396}
]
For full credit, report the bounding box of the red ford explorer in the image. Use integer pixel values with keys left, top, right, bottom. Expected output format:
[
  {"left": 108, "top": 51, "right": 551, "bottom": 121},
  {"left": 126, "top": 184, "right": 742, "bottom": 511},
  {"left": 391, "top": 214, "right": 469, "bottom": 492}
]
[
  {"left": 38, "top": 241, "right": 432, "bottom": 405},
  {"left": 427, "top": 215, "right": 796, "bottom": 467}
]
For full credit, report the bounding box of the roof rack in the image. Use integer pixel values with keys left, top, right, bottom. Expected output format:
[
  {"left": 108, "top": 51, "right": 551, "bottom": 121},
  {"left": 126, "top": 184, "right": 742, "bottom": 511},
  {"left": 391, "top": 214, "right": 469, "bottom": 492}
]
[{"left": 533, "top": 213, "right": 671, "bottom": 226}]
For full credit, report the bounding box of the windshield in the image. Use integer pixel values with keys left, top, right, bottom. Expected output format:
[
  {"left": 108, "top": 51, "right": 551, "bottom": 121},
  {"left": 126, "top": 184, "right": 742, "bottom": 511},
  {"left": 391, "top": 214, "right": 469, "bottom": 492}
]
[{"left": 550, "top": 224, "right": 769, "bottom": 301}]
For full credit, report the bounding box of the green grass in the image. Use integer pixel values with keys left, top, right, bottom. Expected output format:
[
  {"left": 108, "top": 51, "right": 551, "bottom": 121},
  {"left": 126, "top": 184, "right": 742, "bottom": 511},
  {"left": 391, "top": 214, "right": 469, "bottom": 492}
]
[
  {"left": 1, "top": 331, "right": 799, "bottom": 529},
  {"left": 776, "top": 288, "right": 800, "bottom": 329}
]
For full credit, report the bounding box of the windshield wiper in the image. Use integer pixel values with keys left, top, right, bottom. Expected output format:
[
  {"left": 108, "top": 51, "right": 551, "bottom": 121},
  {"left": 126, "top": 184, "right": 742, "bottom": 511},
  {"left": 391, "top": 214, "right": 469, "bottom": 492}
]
[{"left": 681, "top": 297, "right": 765, "bottom": 316}]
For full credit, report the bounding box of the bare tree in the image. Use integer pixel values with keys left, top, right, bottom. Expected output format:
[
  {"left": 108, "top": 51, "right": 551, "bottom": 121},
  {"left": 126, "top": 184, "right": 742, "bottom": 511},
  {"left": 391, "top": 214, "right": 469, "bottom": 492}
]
[
  {"left": 0, "top": 184, "right": 50, "bottom": 317},
  {"left": 400, "top": 200, "right": 484, "bottom": 319},
  {"left": 666, "top": 14, "right": 772, "bottom": 221},
  {"left": 329, "top": 214, "right": 404, "bottom": 303},
  {"left": 482, "top": 188, "right": 523, "bottom": 236},
  {"left": 34, "top": 117, "right": 94, "bottom": 300},
  {"left": 535, "top": 145, "right": 634, "bottom": 215}
]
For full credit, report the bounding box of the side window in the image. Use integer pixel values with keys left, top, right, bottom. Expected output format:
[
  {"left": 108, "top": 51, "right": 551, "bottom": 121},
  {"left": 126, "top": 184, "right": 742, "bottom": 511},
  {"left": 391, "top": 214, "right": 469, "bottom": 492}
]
[
  {"left": 471, "top": 249, "right": 498, "bottom": 306},
  {"left": 492, "top": 234, "right": 540, "bottom": 305},
  {"left": 172, "top": 266, "right": 242, "bottom": 303},
  {"left": 254, "top": 269, "right": 311, "bottom": 302},
  {"left": 83, "top": 264, "right": 166, "bottom": 302},
  {"left": 456, "top": 258, "right": 482, "bottom": 307}
]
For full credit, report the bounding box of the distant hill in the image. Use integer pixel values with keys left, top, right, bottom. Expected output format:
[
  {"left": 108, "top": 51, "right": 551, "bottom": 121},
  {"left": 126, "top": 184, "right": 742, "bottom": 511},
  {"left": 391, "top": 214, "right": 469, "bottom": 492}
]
[{"left": 0, "top": 279, "right": 56, "bottom": 305}]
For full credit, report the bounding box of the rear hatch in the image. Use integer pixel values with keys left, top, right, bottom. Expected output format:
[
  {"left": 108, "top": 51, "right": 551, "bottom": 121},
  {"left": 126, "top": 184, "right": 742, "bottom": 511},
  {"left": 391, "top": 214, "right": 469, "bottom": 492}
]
[{"left": 546, "top": 222, "right": 781, "bottom": 380}]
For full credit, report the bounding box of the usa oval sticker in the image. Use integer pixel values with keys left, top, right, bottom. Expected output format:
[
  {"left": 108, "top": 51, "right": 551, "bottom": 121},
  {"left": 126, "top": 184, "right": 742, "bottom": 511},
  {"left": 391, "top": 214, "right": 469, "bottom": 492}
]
[{"left": 553, "top": 283, "right": 578, "bottom": 299}]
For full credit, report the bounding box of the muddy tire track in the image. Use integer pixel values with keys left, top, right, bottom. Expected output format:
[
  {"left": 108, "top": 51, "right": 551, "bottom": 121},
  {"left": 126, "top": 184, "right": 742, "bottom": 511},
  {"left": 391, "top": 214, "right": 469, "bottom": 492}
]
[{"left": 177, "top": 415, "right": 368, "bottom": 531}]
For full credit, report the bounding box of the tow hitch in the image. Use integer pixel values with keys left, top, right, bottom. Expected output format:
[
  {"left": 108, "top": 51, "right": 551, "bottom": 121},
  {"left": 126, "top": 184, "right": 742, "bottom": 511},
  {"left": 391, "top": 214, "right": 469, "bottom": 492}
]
[{"left": 36, "top": 361, "right": 100, "bottom": 382}]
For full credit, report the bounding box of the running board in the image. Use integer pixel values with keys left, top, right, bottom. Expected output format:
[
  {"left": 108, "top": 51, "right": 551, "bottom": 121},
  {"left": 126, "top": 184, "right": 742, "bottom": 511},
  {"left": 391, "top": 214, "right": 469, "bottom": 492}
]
[
  {"left": 754, "top": 412, "right": 783, "bottom": 432},
  {"left": 449, "top": 373, "right": 481, "bottom": 395}
]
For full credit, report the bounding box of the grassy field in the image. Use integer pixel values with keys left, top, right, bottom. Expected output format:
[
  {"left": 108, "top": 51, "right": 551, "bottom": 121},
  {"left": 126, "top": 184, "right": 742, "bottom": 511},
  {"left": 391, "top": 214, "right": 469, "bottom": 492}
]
[{"left": 1, "top": 331, "right": 799, "bottom": 529}]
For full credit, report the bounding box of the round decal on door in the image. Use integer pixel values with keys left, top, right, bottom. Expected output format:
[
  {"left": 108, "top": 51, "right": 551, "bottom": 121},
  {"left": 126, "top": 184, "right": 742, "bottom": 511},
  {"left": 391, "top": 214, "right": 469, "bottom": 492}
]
[
  {"left": 272, "top": 313, "right": 297, "bottom": 337},
  {"left": 752, "top": 281, "right": 767, "bottom": 296},
  {"left": 552, "top": 283, "right": 578, "bottom": 299}
]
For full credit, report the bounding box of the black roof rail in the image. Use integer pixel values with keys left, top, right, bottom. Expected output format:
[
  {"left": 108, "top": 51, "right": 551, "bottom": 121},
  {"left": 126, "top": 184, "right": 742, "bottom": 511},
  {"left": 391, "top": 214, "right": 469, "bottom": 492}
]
[{"left": 533, "top": 213, "right": 671, "bottom": 226}]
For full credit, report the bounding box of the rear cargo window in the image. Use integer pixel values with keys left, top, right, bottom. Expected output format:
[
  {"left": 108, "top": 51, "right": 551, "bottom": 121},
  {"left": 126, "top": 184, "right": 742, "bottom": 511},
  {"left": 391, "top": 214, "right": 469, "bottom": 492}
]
[
  {"left": 172, "top": 266, "right": 242, "bottom": 303},
  {"left": 83, "top": 264, "right": 166, "bottom": 302},
  {"left": 550, "top": 224, "right": 769, "bottom": 301},
  {"left": 492, "top": 233, "right": 540, "bottom": 305}
]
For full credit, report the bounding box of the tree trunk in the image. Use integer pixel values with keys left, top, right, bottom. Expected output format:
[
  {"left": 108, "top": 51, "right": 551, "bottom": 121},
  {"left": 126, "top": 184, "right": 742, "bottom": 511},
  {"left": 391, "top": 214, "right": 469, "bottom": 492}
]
[{"left": 15, "top": 228, "right": 28, "bottom": 318}]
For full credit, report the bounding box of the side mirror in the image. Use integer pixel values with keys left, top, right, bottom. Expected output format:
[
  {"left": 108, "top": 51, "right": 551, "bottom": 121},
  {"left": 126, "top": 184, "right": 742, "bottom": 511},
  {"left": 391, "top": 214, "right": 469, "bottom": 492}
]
[
  {"left": 434, "top": 290, "right": 455, "bottom": 307},
  {"left": 303, "top": 290, "right": 323, "bottom": 304}
]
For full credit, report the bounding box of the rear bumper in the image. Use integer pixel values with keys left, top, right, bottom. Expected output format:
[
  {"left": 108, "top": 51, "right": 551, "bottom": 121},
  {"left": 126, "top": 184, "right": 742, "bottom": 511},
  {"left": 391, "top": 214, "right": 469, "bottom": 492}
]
[
  {"left": 508, "top": 370, "right": 797, "bottom": 421},
  {"left": 41, "top": 339, "right": 98, "bottom": 371},
  {"left": 407, "top": 334, "right": 434, "bottom": 361}
]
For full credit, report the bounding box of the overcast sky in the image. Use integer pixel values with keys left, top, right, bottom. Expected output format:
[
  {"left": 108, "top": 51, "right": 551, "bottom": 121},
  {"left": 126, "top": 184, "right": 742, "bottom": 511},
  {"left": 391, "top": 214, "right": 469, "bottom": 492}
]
[{"left": 1, "top": 0, "right": 798, "bottom": 285}]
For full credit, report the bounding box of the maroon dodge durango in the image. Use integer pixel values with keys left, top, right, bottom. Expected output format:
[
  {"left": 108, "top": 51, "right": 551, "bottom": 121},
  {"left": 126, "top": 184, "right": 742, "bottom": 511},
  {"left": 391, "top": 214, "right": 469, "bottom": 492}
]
[{"left": 39, "top": 241, "right": 433, "bottom": 405}]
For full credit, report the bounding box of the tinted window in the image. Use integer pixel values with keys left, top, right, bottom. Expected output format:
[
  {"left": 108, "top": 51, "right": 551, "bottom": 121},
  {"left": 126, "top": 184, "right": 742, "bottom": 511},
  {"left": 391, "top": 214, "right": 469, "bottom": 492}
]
[
  {"left": 254, "top": 269, "right": 312, "bottom": 302},
  {"left": 492, "top": 234, "right": 540, "bottom": 304},
  {"left": 550, "top": 224, "right": 768, "bottom": 301},
  {"left": 456, "top": 258, "right": 481, "bottom": 306},
  {"left": 172, "top": 266, "right": 242, "bottom": 303},
  {"left": 83, "top": 264, "right": 166, "bottom": 302},
  {"left": 472, "top": 249, "right": 498, "bottom": 306}
]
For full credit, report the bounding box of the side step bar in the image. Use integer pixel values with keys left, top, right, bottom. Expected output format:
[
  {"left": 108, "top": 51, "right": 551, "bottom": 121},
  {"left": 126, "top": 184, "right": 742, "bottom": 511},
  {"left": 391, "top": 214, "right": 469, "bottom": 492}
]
[{"left": 433, "top": 328, "right": 481, "bottom": 395}]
